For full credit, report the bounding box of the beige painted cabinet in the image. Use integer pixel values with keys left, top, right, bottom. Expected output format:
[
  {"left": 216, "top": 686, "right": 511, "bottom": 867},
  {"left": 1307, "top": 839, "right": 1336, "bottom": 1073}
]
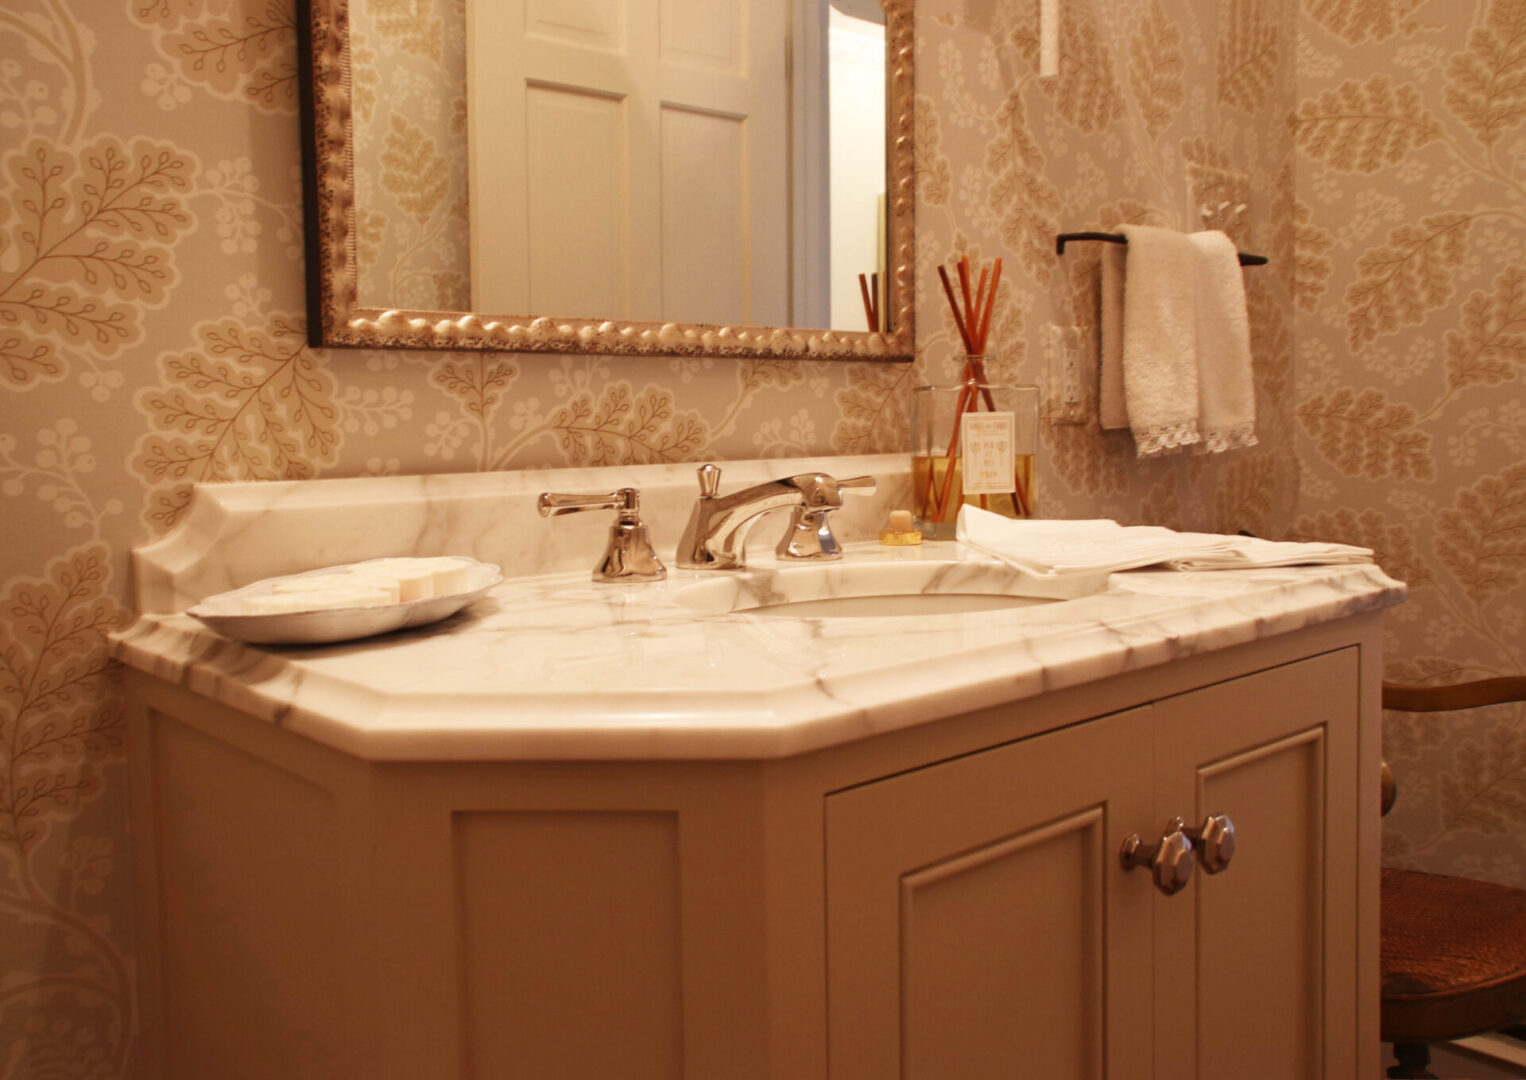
[
  {"left": 126, "top": 628, "right": 1378, "bottom": 1080},
  {"left": 825, "top": 649, "right": 1361, "bottom": 1080}
]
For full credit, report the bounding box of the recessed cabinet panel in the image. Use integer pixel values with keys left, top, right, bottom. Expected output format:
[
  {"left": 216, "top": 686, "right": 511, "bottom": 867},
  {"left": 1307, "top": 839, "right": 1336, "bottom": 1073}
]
[
  {"left": 151, "top": 713, "right": 345, "bottom": 1080},
  {"left": 826, "top": 708, "right": 1155, "bottom": 1080},
  {"left": 454, "top": 810, "right": 683, "bottom": 1080},
  {"left": 1197, "top": 732, "right": 1323, "bottom": 1078},
  {"left": 900, "top": 809, "right": 1104, "bottom": 1080}
]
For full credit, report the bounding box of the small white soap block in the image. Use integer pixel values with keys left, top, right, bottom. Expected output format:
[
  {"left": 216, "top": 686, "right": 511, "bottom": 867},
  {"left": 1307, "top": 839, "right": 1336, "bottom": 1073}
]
[
  {"left": 241, "top": 584, "right": 395, "bottom": 615},
  {"left": 349, "top": 561, "right": 435, "bottom": 602},
  {"left": 422, "top": 557, "right": 472, "bottom": 596},
  {"left": 271, "top": 572, "right": 402, "bottom": 603}
]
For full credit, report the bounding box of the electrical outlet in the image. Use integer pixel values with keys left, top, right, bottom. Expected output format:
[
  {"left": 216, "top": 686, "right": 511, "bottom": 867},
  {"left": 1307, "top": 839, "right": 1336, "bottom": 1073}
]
[{"left": 1044, "top": 324, "right": 1088, "bottom": 425}]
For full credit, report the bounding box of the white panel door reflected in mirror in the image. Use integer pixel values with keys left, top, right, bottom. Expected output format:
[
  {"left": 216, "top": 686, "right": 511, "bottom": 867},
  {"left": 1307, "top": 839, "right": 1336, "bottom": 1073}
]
[
  {"left": 466, "top": 0, "right": 792, "bottom": 329},
  {"left": 463, "top": 0, "right": 885, "bottom": 333}
]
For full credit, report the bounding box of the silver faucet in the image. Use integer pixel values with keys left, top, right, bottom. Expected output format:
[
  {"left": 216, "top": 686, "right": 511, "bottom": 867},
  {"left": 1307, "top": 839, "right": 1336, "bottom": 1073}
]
[
  {"left": 538, "top": 487, "right": 666, "bottom": 582},
  {"left": 676, "top": 464, "right": 876, "bottom": 570}
]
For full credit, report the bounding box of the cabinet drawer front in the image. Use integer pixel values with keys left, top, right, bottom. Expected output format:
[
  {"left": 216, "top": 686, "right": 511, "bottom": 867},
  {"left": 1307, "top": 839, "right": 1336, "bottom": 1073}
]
[{"left": 826, "top": 708, "right": 1154, "bottom": 1080}]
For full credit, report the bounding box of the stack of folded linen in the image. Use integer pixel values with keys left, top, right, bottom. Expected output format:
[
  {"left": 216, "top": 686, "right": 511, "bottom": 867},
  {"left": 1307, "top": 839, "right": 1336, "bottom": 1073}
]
[{"left": 956, "top": 506, "right": 1372, "bottom": 577}]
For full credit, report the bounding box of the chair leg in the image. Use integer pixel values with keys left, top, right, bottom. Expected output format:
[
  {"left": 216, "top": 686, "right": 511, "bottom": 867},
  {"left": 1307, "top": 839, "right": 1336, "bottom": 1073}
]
[{"left": 1388, "top": 1041, "right": 1437, "bottom": 1079}]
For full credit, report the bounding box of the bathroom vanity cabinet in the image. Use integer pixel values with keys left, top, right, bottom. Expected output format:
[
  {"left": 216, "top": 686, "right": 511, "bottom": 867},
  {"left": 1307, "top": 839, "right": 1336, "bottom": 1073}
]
[
  {"left": 123, "top": 619, "right": 1378, "bottom": 1080},
  {"left": 114, "top": 458, "right": 1395, "bottom": 1080},
  {"left": 826, "top": 647, "right": 1359, "bottom": 1079}
]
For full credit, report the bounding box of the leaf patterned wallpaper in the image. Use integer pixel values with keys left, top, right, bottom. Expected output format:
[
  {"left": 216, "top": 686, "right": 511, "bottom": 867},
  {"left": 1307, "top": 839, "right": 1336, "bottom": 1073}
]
[
  {"left": 0, "top": 0, "right": 1517, "bottom": 1070},
  {"left": 349, "top": 0, "right": 472, "bottom": 311},
  {"left": 1294, "top": 0, "right": 1526, "bottom": 887}
]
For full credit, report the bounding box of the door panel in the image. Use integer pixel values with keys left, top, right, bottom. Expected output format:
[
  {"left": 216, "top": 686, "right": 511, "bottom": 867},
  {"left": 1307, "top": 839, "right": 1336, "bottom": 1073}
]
[
  {"left": 1153, "top": 649, "right": 1359, "bottom": 1080},
  {"left": 900, "top": 808, "right": 1104, "bottom": 1080},
  {"left": 826, "top": 708, "right": 1155, "bottom": 1080},
  {"left": 468, "top": 0, "right": 787, "bottom": 323}
]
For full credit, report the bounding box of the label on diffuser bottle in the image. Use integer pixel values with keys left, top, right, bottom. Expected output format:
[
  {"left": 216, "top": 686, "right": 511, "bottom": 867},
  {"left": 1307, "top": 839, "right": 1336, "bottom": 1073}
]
[{"left": 961, "top": 412, "right": 1016, "bottom": 495}]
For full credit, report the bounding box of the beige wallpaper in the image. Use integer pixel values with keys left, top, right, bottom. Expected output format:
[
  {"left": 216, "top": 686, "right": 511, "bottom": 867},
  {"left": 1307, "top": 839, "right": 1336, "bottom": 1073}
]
[
  {"left": 349, "top": 0, "right": 472, "bottom": 311},
  {"left": 1292, "top": 0, "right": 1526, "bottom": 887},
  {"left": 0, "top": 0, "right": 1514, "bottom": 1071}
]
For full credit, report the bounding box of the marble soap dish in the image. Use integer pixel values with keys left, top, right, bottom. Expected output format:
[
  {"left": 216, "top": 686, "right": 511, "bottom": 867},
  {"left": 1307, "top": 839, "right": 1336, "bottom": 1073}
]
[{"left": 187, "top": 557, "right": 503, "bottom": 646}]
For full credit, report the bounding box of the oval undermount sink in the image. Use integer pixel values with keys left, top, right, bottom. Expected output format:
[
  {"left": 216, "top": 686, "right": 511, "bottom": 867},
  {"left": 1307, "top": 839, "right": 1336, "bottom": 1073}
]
[
  {"left": 671, "top": 555, "right": 1104, "bottom": 619},
  {"left": 746, "top": 593, "right": 1052, "bottom": 618}
]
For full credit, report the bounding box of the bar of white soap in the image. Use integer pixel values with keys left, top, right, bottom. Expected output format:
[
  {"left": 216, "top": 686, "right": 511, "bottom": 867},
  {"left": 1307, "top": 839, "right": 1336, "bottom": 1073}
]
[
  {"left": 347, "top": 560, "right": 436, "bottom": 602},
  {"left": 420, "top": 557, "right": 472, "bottom": 595},
  {"left": 271, "top": 572, "right": 402, "bottom": 603},
  {"left": 241, "top": 584, "right": 396, "bottom": 614},
  {"left": 348, "top": 557, "right": 473, "bottom": 600}
]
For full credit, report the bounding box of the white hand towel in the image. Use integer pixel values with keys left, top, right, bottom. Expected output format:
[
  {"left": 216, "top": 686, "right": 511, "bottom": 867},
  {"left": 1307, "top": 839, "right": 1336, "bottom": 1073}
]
[
  {"left": 1187, "top": 230, "right": 1258, "bottom": 453},
  {"left": 1166, "top": 536, "right": 1371, "bottom": 569},
  {"left": 1117, "top": 224, "right": 1201, "bottom": 456},
  {"left": 1098, "top": 243, "right": 1129, "bottom": 430},
  {"left": 956, "top": 505, "right": 1373, "bottom": 575}
]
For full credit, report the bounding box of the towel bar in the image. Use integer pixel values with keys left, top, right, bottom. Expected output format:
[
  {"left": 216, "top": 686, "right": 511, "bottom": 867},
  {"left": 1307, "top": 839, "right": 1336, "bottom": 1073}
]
[{"left": 1055, "top": 231, "right": 1268, "bottom": 266}]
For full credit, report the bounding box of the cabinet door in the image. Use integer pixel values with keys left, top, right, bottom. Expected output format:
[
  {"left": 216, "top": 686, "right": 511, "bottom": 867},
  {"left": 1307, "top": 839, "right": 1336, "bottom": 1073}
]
[
  {"left": 826, "top": 708, "right": 1155, "bottom": 1080},
  {"left": 1152, "top": 649, "right": 1359, "bottom": 1080}
]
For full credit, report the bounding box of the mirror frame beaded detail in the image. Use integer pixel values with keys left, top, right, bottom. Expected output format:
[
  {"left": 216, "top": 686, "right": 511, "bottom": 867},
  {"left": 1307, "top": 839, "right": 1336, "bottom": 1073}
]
[{"left": 295, "top": 0, "right": 918, "bottom": 361}]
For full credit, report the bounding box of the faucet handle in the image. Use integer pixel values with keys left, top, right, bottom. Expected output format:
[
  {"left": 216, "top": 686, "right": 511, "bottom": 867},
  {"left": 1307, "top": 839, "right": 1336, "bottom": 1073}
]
[
  {"left": 776, "top": 506, "right": 845, "bottom": 560},
  {"left": 696, "top": 463, "right": 722, "bottom": 497},
  {"left": 537, "top": 487, "right": 666, "bottom": 583},
  {"left": 774, "top": 474, "right": 878, "bottom": 561}
]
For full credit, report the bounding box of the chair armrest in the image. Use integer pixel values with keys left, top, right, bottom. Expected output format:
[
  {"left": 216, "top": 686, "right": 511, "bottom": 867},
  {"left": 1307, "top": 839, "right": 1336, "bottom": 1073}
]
[{"left": 1382, "top": 677, "right": 1526, "bottom": 712}]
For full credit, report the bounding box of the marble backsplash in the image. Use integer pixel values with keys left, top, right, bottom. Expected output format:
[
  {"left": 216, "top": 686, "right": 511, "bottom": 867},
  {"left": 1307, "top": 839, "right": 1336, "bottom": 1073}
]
[{"left": 132, "top": 454, "right": 911, "bottom": 613}]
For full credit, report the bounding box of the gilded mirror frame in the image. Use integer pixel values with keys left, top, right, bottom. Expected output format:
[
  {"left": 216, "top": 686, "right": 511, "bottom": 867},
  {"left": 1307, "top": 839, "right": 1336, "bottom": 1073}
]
[{"left": 296, "top": 0, "right": 916, "bottom": 360}]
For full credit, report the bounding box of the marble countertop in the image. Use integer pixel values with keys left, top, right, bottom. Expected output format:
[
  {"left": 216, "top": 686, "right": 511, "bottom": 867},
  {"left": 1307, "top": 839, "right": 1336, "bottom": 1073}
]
[{"left": 112, "top": 540, "right": 1406, "bottom": 761}]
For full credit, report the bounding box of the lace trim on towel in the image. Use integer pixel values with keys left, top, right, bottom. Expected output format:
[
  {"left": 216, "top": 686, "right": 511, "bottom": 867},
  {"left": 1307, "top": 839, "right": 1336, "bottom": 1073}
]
[
  {"left": 1200, "top": 423, "right": 1259, "bottom": 455},
  {"left": 1134, "top": 420, "right": 1201, "bottom": 459}
]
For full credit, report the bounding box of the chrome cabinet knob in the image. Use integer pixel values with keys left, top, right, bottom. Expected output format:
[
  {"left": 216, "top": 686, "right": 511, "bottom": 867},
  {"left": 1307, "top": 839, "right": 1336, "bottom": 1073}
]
[
  {"left": 1121, "top": 817, "right": 1196, "bottom": 896},
  {"left": 1182, "top": 814, "right": 1236, "bottom": 874}
]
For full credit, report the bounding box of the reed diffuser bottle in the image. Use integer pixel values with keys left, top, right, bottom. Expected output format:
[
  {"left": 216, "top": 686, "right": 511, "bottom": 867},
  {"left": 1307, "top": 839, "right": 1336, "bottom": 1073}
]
[
  {"left": 912, "top": 257, "right": 1038, "bottom": 539},
  {"left": 912, "top": 381, "right": 1037, "bottom": 539}
]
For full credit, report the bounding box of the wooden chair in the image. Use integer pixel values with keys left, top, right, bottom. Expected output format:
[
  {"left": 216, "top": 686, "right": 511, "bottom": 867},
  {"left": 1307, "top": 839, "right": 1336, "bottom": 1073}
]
[{"left": 1380, "top": 677, "right": 1526, "bottom": 1079}]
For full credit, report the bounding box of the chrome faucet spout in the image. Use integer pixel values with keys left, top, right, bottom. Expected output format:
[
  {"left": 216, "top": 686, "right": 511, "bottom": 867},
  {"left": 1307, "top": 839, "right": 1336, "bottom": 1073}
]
[{"left": 676, "top": 465, "right": 875, "bottom": 570}]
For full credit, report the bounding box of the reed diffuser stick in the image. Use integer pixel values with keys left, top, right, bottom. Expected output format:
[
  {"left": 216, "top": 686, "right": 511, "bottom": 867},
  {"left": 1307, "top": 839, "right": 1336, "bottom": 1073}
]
[
  {"left": 857, "top": 273, "right": 877, "bottom": 332},
  {"left": 936, "top": 265, "right": 974, "bottom": 353}
]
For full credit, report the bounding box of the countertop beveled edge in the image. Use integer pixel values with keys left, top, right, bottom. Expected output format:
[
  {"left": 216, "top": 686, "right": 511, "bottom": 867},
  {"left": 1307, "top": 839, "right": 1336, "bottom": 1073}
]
[{"left": 110, "top": 559, "right": 1406, "bottom": 762}]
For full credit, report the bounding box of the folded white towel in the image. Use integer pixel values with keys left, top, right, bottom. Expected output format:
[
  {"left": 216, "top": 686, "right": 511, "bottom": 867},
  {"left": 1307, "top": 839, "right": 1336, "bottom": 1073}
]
[
  {"left": 1098, "top": 243, "right": 1129, "bottom": 430},
  {"left": 1166, "top": 536, "right": 1371, "bottom": 569},
  {"left": 956, "top": 506, "right": 1372, "bottom": 577},
  {"left": 1117, "top": 224, "right": 1202, "bottom": 456},
  {"left": 1187, "top": 231, "right": 1258, "bottom": 453}
]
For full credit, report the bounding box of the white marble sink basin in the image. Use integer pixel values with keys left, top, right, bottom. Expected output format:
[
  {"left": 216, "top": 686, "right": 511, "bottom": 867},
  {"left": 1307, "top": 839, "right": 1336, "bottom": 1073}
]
[
  {"left": 747, "top": 592, "right": 1053, "bottom": 617},
  {"left": 671, "top": 554, "right": 1107, "bottom": 618}
]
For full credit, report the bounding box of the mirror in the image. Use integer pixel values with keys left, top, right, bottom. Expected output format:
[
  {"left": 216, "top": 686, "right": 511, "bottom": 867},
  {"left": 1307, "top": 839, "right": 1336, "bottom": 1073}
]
[{"left": 297, "top": 0, "right": 916, "bottom": 361}]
